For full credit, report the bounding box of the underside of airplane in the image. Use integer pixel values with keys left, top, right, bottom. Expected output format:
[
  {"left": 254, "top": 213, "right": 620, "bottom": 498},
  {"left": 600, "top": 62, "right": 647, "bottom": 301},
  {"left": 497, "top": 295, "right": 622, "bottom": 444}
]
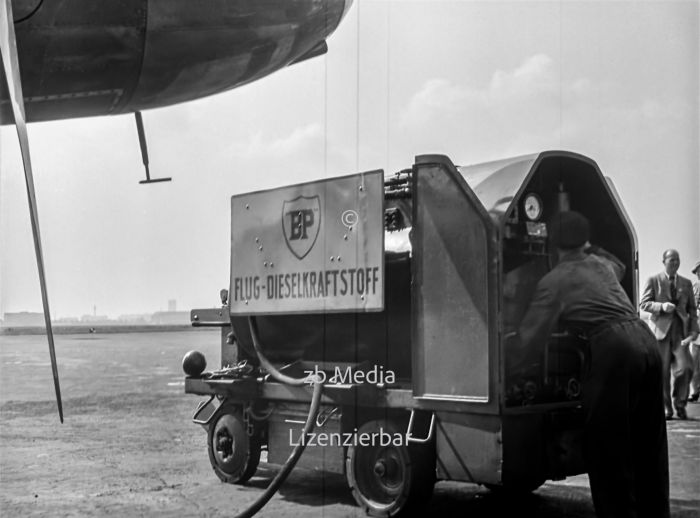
[{"left": 1, "top": 0, "right": 351, "bottom": 124}]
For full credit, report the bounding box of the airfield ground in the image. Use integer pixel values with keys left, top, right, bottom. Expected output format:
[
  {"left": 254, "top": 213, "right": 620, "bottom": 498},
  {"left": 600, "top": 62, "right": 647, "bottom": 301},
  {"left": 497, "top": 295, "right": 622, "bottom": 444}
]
[{"left": 1, "top": 330, "right": 698, "bottom": 517}]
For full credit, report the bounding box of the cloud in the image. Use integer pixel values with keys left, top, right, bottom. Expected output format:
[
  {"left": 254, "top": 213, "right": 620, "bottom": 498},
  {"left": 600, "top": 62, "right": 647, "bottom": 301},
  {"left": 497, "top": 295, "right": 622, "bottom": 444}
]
[
  {"left": 395, "top": 52, "right": 693, "bottom": 165},
  {"left": 399, "top": 54, "right": 562, "bottom": 129},
  {"left": 394, "top": 54, "right": 576, "bottom": 162},
  {"left": 489, "top": 53, "right": 557, "bottom": 99},
  {"left": 401, "top": 78, "right": 475, "bottom": 126},
  {"left": 234, "top": 123, "right": 325, "bottom": 159}
]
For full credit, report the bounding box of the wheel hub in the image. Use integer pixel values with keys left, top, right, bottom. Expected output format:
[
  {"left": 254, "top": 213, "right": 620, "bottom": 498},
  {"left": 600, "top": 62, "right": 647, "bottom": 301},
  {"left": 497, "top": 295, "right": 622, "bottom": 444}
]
[
  {"left": 371, "top": 452, "right": 402, "bottom": 492},
  {"left": 373, "top": 459, "right": 386, "bottom": 477},
  {"left": 216, "top": 429, "right": 234, "bottom": 460}
]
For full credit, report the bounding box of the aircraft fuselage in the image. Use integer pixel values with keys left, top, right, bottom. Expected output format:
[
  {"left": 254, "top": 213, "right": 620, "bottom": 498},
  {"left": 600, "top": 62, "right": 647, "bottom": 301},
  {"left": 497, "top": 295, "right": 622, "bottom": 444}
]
[{"left": 1, "top": 0, "right": 350, "bottom": 123}]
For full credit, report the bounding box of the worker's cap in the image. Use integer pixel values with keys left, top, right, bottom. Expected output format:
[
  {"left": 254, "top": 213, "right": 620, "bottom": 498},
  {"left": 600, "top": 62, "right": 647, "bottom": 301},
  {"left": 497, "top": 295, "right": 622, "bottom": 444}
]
[
  {"left": 692, "top": 260, "right": 700, "bottom": 274},
  {"left": 549, "top": 211, "right": 590, "bottom": 250}
]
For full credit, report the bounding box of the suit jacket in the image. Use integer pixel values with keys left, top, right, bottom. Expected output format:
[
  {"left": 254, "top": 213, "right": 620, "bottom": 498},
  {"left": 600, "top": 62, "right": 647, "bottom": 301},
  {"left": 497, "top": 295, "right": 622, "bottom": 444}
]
[{"left": 640, "top": 272, "right": 699, "bottom": 340}]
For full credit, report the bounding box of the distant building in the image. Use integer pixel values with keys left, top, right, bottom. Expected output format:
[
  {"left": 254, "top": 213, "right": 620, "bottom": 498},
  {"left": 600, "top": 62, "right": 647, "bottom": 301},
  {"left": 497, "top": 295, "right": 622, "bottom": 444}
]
[
  {"left": 117, "top": 314, "right": 151, "bottom": 325},
  {"left": 80, "top": 314, "right": 113, "bottom": 324},
  {"left": 168, "top": 299, "right": 177, "bottom": 312},
  {"left": 56, "top": 316, "right": 80, "bottom": 325},
  {"left": 151, "top": 311, "right": 189, "bottom": 325},
  {"left": 2, "top": 312, "right": 44, "bottom": 327}
]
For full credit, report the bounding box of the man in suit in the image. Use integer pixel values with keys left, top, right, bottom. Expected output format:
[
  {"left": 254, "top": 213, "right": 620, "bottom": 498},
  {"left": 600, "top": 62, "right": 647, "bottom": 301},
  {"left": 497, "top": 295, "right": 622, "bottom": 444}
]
[{"left": 640, "top": 249, "right": 699, "bottom": 420}]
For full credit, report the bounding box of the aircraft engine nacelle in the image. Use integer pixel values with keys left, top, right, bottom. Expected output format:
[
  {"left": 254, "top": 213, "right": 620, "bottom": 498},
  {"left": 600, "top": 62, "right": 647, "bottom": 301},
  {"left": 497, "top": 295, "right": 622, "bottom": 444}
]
[{"left": 1, "top": 0, "right": 352, "bottom": 123}]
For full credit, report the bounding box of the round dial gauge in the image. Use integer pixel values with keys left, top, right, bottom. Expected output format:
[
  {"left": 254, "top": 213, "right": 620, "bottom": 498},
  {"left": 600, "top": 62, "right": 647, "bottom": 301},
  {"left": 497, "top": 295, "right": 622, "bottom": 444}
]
[{"left": 524, "top": 194, "right": 543, "bottom": 221}]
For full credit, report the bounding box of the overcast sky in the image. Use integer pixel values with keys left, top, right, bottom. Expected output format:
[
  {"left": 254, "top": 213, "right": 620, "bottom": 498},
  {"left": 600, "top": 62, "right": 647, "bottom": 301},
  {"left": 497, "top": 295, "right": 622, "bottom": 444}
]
[{"left": 1, "top": 0, "right": 699, "bottom": 319}]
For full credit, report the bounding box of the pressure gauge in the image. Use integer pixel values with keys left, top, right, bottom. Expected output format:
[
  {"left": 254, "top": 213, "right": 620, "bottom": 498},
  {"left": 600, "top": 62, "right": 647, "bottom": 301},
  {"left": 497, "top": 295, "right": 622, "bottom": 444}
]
[{"left": 523, "top": 193, "right": 543, "bottom": 221}]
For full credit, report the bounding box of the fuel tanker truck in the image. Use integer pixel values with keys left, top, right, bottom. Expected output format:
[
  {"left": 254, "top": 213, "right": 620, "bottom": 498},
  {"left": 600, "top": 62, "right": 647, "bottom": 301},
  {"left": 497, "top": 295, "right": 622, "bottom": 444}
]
[{"left": 183, "top": 151, "right": 638, "bottom": 517}]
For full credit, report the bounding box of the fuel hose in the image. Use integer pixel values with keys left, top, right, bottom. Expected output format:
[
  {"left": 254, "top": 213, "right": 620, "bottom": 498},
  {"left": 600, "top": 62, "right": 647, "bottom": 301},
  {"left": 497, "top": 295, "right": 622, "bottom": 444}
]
[{"left": 234, "top": 317, "right": 323, "bottom": 518}]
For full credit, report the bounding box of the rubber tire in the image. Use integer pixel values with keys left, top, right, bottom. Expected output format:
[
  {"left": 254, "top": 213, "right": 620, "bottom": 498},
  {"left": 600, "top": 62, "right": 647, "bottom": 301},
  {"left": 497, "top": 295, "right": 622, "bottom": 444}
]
[
  {"left": 207, "top": 406, "right": 261, "bottom": 484},
  {"left": 345, "top": 419, "right": 435, "bottom": 517}
]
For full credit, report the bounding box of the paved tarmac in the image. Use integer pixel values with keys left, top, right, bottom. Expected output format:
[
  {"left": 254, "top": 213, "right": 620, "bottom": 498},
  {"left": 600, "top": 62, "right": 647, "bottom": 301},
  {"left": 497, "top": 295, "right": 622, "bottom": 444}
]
[{"left": 1, "top": 330, "right": 698, "bottom": 517}]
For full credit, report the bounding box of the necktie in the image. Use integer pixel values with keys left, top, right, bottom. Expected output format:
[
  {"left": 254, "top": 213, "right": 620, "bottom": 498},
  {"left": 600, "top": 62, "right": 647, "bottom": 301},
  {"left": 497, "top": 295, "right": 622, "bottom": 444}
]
[{"left": 670, "top": 276, "right": 677, "bottom": 302}]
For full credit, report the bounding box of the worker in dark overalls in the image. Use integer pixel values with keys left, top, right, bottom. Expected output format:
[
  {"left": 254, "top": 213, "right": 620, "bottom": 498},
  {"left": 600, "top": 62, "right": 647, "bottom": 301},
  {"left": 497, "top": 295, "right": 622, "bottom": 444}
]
[{"left": 516, "top": 211, "right": 669, "bottom": 518}]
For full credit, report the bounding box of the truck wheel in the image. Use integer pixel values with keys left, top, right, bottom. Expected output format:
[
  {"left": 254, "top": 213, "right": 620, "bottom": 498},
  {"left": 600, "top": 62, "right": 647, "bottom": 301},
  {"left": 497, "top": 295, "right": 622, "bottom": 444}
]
[
  {"left": 207, "top": 406, "right": 261, "bottom": 484},
  {"left": 345, "top": 419, "right": 435, "bottom": 517}
]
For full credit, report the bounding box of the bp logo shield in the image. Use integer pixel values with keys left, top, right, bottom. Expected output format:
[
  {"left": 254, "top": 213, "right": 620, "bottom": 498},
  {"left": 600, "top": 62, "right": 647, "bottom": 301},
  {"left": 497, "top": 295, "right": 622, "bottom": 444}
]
[{"left": 282, "top": 195, "right": 321, "bottom": 259}]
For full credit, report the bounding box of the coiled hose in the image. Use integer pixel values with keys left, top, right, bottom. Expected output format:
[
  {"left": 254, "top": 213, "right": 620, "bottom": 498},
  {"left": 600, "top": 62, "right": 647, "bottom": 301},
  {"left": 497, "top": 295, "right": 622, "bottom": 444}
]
[{"left": 234, "top": 316, "right": 323, "bottom": 518}]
